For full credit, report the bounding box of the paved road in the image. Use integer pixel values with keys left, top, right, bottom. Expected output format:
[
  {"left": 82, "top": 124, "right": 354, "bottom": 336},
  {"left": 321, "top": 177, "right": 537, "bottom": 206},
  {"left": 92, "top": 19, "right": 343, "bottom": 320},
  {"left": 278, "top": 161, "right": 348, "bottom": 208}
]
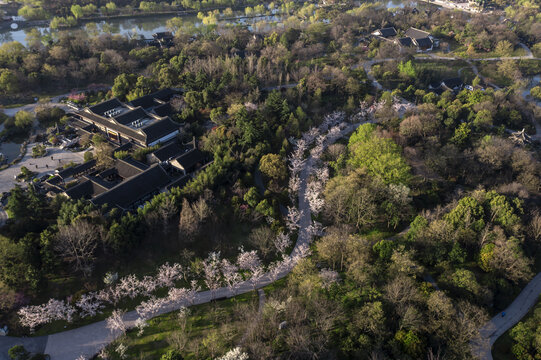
[
  {"left": 1, "top": 87, "right": 110, "bottom": 118},
  {"left": 0, "top": 93, "right": 73, "bottom": 118},
  {"left": 0, "top": 121, "right": 362, "bottom": 360},
  {"left": 0, "top": 144, "right": 86, "bottom": 194},
  {"left": 471, "top": 272, "right": 541, "bottom": 359}
]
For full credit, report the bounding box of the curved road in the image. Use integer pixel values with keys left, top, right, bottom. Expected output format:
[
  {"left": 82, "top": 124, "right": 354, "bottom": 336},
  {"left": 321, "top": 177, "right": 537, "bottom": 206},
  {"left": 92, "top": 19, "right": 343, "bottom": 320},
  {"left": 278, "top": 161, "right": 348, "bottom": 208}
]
[
  {"left": 471, "top": 272, "right": 541, "bottom": 359},
  {"left": 0, "top": 121, "right": 363, "bottom": 360}
]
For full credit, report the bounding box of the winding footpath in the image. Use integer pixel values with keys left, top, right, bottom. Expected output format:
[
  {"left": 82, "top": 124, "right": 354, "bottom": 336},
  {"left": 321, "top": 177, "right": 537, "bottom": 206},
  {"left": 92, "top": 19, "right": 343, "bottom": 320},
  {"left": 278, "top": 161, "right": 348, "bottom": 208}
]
[{"left": 0, "top": 121, "right": 363, "bottom": 360}]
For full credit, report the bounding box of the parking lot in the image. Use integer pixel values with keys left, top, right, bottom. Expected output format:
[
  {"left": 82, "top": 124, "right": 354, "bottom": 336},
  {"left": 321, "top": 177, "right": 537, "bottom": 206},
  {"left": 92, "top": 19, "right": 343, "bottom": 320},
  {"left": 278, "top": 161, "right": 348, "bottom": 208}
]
[{"left": 0, "top": 143, "right": 86, "bottom": 194}]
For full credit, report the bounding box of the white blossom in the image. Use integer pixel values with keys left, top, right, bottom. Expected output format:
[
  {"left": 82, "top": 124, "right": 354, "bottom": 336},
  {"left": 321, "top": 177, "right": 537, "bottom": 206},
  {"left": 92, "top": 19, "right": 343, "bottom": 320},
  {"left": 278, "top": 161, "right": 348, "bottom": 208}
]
[
  {"left": 267, "top": 260, "right": 284, "bottom": 282},
  {"left": 285, "top": 206, "right": 302, "bottom": 232},
  {"left": 319, "top": 268, "right": 340, "bottom": 289},
  {"left": 186, "top": 280, "right": 201, "bottom": 305},
  {"left": 136, "top": 296, "right": 166, "bottom": 320},
  {"left": 307, "top": 221, "right": 324, "bottom": 239},
  {"left": 203, "top": 252, "right": 222, "bottom": 300},
  {"left": 135, "top": 317, "right": 148, "bottom": 336},
  {"left": 221, "top": 259, "right": 242, "bottom": 295},
  {"left": 237, "top": 247, "right": 261, "bottom": 272},
  {"left": 215, "top": 347, "right": 249, "bottom": 360},
  {"left": 168, "top": 287, "right": 189, "bottom": 305},
  {"left": 156, "top": 262, "right": 184, "bottom": 288},
  {"left": 106, "top": 309, "right": 126, "bottom": 334},
  {"left": 250, "top": 265, "right": 266, "bottom": 290},
  {"left": 293, "top": 244, "right": 311, "bottom": 262},
  {"left": 305, "top": 180, "right": 325, "bottom": 215},
  {"left": 117, "top": 274, "right": 141, "bottom": 299},
  {"left": 314, "top": 167, "right": 329, "bottom": 184},
  {"left": 302, "top": 127, "right": 320, "bottom": 145},
  {"left": 115, "top": 343, "right": 127, "bottom": 359},
  {"left": 274, "top": 232, "right": 291, "bottom": 254},
  {"left": 76, "top": 293, "right": 103, "bottom": 318},
  {"left": 139, "top": 275, "right": 158, "bottom": 296},
  {"left": 288, "top": 175, "right": 301, "bottom": 201}
]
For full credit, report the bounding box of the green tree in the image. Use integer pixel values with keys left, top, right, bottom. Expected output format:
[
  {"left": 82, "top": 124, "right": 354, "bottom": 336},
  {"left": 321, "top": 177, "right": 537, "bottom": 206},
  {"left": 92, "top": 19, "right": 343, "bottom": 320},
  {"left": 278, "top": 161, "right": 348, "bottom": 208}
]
[
  {"left": 530, "top": 86, "right": 541, "bottom": 100},
  {"left": 71, "top": 4, "right": 84, "bottom": 19},
  {"left": 495, "top": 40, "right": 513, "bottom": 57},
  {"left": 255, "top": 199, "right": 274, "bottom": 218},
  {"left": 373, "top": 239, "right": 395, "bottom": 261},
  {"left": 161, "top": 350, "right": 184, "bottom": 360},
  {"left": 14, "top": 111, "right": 33, "bottom": 129},
  {"left": 395, "top": 330, "right": 424, "bottom": 358},
  {"left": 112, "top": 73, "right": 137, "bottom": 100},
  {"left": 450, "top": 122, "right": 471, "bottom": 146},
  {"left": 509, "top": 302, "right": 541, "bottom": 360},
  {"left": 451, "top": 268, "right": 480, "bottom": 296},
  {"left": 259, "top": 153, "right": 287, "bottom": 182},
  {"left": 474, "top": 109, "right": 493, "bottom": 128},
  {"left": 407, "top": 215, "right": 428, "bottom": 242},
  {"left": 0, "top": 236, "right": 39, "bottom": 290},
  {"left": 444, "top": 196, "right": 485, "bottom": 231},
  {"left": 83, "top": 151, "right": 93, "bottom": 162},
  {"left": 347, "top": 124, "right": 411, "bottom": 184},
  {"left": 243, "top": 187, "right": 260, "bottom": 207},
  {"left": 486, "top": 191, "right": 522, "bottom": 231},
  {"left": 8, "top": 345, "right": 29, "bottom": 360},
  {"left": 398, "top": 60, "right": 416, "bottom": 78},
  {"left": 6, "top": 186, "right": 29, "bottom": 220},
  {"left": 105, "top": 2, "right": 117, "bottom": 14},
  {"left": 0, "top": 68, "right": 19, "bottom": 94},
  {"left": 479, "top": 243, "right": 495, "bottom": 272}
]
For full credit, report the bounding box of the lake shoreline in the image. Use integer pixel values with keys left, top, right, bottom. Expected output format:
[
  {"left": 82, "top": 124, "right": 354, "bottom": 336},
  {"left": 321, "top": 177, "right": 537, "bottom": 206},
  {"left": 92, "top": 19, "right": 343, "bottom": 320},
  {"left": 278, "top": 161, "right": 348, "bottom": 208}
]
[{"left": 0, "top": 3, "right": 279, "bottom": 33}]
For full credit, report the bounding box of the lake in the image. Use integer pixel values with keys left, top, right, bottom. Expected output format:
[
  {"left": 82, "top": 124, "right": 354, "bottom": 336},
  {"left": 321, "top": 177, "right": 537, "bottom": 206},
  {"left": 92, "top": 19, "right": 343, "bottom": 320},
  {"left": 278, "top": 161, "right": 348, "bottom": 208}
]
[
  {"left": 0, "top": 1, "right": 420, "bottom": 47},
  {"left": 0, "top": 12, "right": 285, "bottom": 47}
]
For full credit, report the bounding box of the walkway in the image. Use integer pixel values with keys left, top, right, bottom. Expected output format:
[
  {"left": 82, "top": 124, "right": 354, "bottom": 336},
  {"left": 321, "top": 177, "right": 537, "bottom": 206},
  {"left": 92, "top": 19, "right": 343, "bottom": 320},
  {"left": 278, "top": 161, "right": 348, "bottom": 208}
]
[
  {"left": 1, "top": 86, "right": 110, "bottom": 118},
  {"left": 471, "top": 272, "right": 541, "bottom": 359},
  {"left": 1, "top": 93, "right": 72, "bottom": 118},
  {"left": 0, "top": 122, "right": 362, "bottom": 360}
]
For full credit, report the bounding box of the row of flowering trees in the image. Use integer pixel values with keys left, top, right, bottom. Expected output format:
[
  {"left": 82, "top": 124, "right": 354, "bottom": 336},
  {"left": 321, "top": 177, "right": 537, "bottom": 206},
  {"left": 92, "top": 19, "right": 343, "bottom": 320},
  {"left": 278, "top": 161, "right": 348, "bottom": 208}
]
[{"left": 17, "top": 107, "right": 375, "bottom": 337}]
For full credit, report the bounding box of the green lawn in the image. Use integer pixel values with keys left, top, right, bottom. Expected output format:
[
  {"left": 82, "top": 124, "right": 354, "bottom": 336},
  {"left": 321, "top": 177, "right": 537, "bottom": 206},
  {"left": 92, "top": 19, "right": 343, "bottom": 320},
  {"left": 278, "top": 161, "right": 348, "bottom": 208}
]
[
  {"left": 100, "top": 291, "right": 259, "bottom": 360},
  {"left": 476, "top": 61, "right": 513, "bottom": 88}
]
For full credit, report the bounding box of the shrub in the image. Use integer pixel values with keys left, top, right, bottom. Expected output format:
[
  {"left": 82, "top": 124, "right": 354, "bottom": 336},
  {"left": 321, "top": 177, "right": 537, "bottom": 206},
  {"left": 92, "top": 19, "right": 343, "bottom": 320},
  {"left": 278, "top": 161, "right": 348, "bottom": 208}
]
[
  {"left": 113, "top": 150, "right": 129, "bottom": 159},
  {"left": 8, "top": 345, "right": 29, "bottom": 360},
  {"left": 83, "top": 151, "right": 93, "bottom": 162}
]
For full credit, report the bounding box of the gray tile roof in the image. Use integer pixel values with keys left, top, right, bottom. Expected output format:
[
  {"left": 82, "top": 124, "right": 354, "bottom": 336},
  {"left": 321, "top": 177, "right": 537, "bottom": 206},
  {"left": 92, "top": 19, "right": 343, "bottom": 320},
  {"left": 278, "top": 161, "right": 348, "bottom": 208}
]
[
  {"left": 88, "top": 98, "right": 124, "bottom": 116},
  {"left": 92, "top": 164, "right": 172, "bottom": 210},
  {"left": 405, "top": 27, "right": 431, "bottom": 40}
]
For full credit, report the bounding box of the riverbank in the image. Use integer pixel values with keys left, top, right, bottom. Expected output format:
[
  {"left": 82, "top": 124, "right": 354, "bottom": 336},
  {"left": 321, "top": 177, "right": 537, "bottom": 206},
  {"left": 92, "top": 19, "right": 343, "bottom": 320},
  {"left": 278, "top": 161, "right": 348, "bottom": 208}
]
[{"left": 0, "top": 3, "right": 273, "bottom": 32}]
